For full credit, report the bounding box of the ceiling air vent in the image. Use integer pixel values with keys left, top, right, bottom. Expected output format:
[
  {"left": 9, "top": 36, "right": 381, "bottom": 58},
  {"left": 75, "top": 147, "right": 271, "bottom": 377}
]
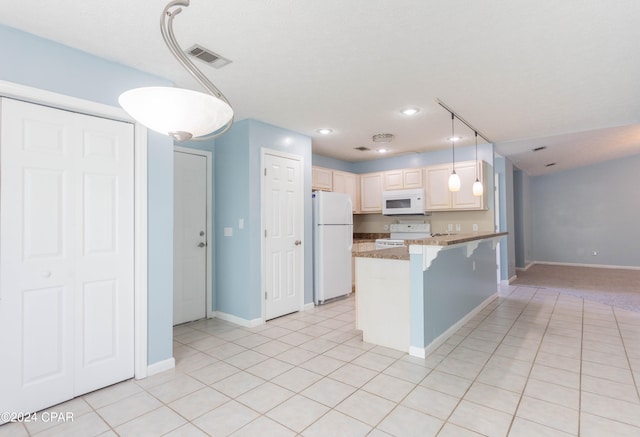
[
  {"left": 545, "top": 162, "right": 556, "bottom": 167},
  {"left": 185, "top": 44, "right": 232, "bottom": 69},
  {"left": 354, "top": 146, "right": 371, "bottom": 151},
  {"left": 532, "top": 146, "right": 547, "bottom": 152}
]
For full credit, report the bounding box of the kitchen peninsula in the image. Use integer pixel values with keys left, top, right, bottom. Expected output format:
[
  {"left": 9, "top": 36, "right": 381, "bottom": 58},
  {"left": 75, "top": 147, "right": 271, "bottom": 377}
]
[{"left": 354, "top": 232, "right": 506, "bottom": 358}]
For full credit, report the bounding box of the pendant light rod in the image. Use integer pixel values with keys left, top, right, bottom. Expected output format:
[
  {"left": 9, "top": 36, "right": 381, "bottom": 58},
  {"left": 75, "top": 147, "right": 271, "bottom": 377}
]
[
  {"left": 474, "top": 131, "right": 479, "bottom": 179},
  {"left": 436, "top": 99, "right": 491, "bottom": 144},
  {"left": 450, "top": 112, "right": 456, "bottom": 171},
  {"left": 160, "top": 0, "right": 234, "bottom": 140}
]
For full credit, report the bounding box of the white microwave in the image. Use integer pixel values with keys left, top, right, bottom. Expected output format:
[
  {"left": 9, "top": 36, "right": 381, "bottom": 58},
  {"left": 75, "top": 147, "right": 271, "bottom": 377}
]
[{"left": 382, "top": 189, "right": 425, "bottom": 215}]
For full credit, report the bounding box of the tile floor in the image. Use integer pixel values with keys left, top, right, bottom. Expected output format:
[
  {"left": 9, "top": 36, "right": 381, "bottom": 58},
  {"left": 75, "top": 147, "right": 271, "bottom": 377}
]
[{"left": 2, "top": 284, "right": 640, "bottom": 436}]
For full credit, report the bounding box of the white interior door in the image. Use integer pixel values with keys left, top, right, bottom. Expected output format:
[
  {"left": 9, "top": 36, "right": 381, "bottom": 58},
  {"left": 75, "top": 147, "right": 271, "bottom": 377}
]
[
  {"left": 264, "top": 151, "right": 304, "bottom": 320},
  {"left": 0, "top": 97, "right": 134, "bottom": 417},
  {"left": 173, "top": 150, "right": 208, "bottom": 325}
]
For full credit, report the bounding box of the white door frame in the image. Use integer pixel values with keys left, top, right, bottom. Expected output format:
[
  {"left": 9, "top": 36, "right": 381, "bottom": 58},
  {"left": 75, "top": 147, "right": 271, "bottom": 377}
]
[
  {"left": 173, "top": 146, "right": 214, "bottom": 319},
  {"left": 0, "top": 80, "right": 149, "bottom": 379},
  {"left": 260, "top": 147, "right": 305, "bottom": 321}
]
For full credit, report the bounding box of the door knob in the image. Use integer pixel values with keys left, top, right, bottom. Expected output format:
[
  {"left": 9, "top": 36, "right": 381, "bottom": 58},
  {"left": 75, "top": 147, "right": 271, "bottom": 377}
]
[
  {"left": 294, "top": 240, "right": 302, "bottom": 246},
  {"left": 198, "top": 242, "right": 207, "bottom": 247},
  {"left": 199, "top": 231, "right": 205, "bottom": 236}
]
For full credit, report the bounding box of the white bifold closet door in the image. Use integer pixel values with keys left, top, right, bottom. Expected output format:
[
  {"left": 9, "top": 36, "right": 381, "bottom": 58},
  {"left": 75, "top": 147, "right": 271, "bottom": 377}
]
[{"left": 0, "top": 98, "right": 135, "bottom": 418}]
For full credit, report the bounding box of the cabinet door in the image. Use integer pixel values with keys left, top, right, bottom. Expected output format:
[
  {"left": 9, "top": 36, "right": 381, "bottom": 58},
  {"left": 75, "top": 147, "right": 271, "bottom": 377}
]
[
  {"left": 333, "top": 171, "right": 359, "bottom": 213},
  {"left": 425, "top": 164, "right": 452, "bottom": 210},
  {"left": 403, "top": 168, "right": 424, "bottom": 189},
  {"left": 312, "top": 166, "right": 332, "bottom": 191},
  {"left": 452, "top": 161, "right": 485, "bottom": 210},
  {"left": 452, "top": 161, "right": 486, "bottom": 210},
  {"left": 383, "top": 170, "right": 403, "bottom": 190},
  {"left": 360, "top": 173, "right": 383, "bottom": 213}
]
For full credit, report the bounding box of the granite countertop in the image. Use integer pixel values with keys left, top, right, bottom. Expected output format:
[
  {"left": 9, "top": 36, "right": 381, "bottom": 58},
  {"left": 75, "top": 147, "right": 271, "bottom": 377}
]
[
  {"left": 353, "top": 233, "right": 389, "bottom": 243},
  {"left": 356, "top": 246, "right": 410, "bottom": 260},
  {"left": 355, "top": 232, "right": 507, "bottom": 260}
]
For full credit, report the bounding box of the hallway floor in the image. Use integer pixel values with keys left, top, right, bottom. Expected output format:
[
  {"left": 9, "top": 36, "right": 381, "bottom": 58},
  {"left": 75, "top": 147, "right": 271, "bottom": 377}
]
[{"left": 4, "top": 284, "right": 640, "bottom": 436}]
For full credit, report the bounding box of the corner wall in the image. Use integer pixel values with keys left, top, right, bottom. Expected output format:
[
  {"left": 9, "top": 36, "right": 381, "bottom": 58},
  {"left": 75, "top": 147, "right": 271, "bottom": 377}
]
[{"left": 531, "top": 154, "right": 640, "bottom": 268}]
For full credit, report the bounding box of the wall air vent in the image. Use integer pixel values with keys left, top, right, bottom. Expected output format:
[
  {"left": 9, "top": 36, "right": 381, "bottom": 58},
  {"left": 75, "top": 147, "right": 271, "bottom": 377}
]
[
  {"left": 185, "top": 44, "right": 232, "bottom": 69},
  {"left": 354, "top": 146, "right": 371, "bottom": 151}
]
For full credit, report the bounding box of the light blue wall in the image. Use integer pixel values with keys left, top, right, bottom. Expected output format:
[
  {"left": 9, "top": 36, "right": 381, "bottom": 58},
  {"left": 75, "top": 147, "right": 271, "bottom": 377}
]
[
  {"left": 410, "top": 241, "right": 498, "bottom": 348},
  {"left": 214, "top": 120, "right": 313, "bottom": 320},
  {"left": 531, "top": 154, "right": 640, "bottom": 267},
  {"left": 0, "top": 24, "right": 174, "bottom": 365},
  {"left": 312, "top": 154, "right": 355, "bottom": 172},
  {"left": 314, "top": 145, "right": 493, "bottom": 175},
  {"left": 495, "top": 156, "right": 517, "bottom": 281}
]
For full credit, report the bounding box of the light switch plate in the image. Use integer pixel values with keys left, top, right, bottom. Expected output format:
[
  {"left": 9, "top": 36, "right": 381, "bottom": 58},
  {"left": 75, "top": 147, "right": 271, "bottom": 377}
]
[{"left": 224, "top": 227, "right": 233, "bottom": 237}]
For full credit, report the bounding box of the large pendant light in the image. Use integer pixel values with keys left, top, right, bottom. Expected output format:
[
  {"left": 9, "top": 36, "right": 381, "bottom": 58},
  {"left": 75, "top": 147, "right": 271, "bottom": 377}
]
[
  {"left": 448, "top": 113, "right": 461, "bottom": 192},
  {"left": 472, "top": 131, "right": 484, "bottom": 196},
  {"left": 119, "top": 0, "right": 234, "bottom": 141}
]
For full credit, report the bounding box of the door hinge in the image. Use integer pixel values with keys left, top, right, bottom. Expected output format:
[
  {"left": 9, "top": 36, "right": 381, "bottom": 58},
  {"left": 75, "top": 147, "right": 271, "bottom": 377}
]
[
  {"left": 264, "top": 291, "right": 267, "bottom": 300},
  {"left": 264, "top": 229, "right": 267, "bottom": 238},
  {"left": 264, "top": 168, "right": 267, "bottom": 176}
]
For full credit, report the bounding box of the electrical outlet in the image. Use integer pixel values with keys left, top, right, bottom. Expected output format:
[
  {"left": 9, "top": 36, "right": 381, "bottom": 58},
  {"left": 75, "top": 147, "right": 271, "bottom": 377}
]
[
  {"left": 472, "top": 224, "right": 478, "bottom": 231},
  {"left": 455, "top": 224, "right": 461, "bottom": 232},
  {"left": 383, "top": 224, "right": 389, "bottom": 231},
  {"left": 592, "top": 250, "right": 597, "bottom": 256},
  {"left": 447, "top": 224, "right": 453, "bottom": 231}
]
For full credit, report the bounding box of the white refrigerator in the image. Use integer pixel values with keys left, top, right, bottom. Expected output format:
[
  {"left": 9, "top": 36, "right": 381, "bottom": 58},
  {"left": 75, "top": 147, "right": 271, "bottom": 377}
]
[{"left": 313, "top": 191, "right": 353, "bottom": 304}]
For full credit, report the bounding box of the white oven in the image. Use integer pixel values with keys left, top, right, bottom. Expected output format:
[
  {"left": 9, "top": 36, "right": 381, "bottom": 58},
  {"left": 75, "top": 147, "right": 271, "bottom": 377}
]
[
  {"left": 375, "top": 223, "right": 431, "bottom": 249},
  {"left": 382, "top": 189, "right": 425, "bottom": 215}
]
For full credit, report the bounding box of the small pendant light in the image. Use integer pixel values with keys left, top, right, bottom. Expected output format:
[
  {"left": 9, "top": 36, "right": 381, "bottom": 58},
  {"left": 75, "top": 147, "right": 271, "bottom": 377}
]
[
  {"left": 472, "top": 131, "right": 484, "bottom": 196},
  {"left": 448, "top": 113, "right": 461, "bottom": 192}
]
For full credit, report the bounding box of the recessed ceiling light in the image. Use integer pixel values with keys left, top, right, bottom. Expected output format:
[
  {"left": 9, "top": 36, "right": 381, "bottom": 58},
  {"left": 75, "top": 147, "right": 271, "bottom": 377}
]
[
  {"left": 377, "top": 148, "right": 389, "bottom": 153},
  {"left": 400, "top": 107, "right": 420, "bottom": 116},
  {"left": 449, "top": 136, "right": 461, "bottom": 142},
  {"left": 316, "top": 128, "right": 333, "bottom": 135}
]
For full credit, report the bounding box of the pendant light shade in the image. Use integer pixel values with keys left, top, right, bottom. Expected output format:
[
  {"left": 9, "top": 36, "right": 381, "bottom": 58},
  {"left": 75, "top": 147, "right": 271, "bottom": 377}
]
[
  {"left": 119, "top": 87, "right": 233, "bottom": 141},
  {"left": 472, "top": 131, "right": 484, "bottom": 196},
  {"left": 449, "top": 172, "right": 461, "bottom": 191},
  {"left": 119, "top": 0, "right": 234, "bottom": 142},
  {"left": 473, "top": 179, "right": 483, "bottom": 196}
]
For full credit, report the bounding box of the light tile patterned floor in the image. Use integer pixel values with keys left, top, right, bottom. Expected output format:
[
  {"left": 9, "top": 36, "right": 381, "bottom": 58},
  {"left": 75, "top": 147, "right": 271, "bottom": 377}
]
[{"left": 3, "top": 284, "right": 640, "bottom": 436}]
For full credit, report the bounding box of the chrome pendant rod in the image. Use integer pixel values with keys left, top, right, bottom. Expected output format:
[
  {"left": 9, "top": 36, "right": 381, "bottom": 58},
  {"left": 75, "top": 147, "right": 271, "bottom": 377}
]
[
  {"left": 160, "top": 0, "right": 234, "bottom": 140},
  {"left": 437, "top": 99, "right": 491, "bottom": 144}
]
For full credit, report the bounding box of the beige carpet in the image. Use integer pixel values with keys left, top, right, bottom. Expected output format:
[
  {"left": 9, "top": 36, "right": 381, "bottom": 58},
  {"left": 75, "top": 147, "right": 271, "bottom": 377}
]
[{"left": 512, "top": 263, "right": 640, "bottom": 312}]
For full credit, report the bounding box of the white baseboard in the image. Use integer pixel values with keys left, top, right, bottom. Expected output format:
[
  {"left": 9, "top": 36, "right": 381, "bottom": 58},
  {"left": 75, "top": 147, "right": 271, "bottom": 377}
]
[
  {"left": 508, "top": 275, "right": 518, "bottom": 284},
  {"left": 533, "top": 261, "right": 640, "bottom": 271},
  {"left": 409, "top": 346, "right": 426, "bottom": 359},
  {"left": 516, "top": 262, "right": 535, "bottom": 272},
  {"left": 413, "top": 292, "right": 498, "bottom": 359},
  {"left": 216, "top": 311, "right": 264, "bottom": 328},
  {"left": 303, "top": 302, "right": 315, "bottom": 311},
  {"left": 146, "top": 357, "right": 175, "bottom": 377}
]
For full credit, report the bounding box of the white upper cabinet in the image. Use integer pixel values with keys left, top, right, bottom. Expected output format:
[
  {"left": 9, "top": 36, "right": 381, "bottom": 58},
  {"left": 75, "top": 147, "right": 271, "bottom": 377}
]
[
  {"left": 425, "top": 160, "right": 487, "bottom": 211},
  {"left": 383, "top": 168, "right": 423, "bottom": 190},
  {"left": 312, "top": 166, "right": 333, "bottom": 191},
  {"left": 360, "top": 172, "right": 383, "bottom": 213},
  {"left": 333, "top": 170, "right": 359, "bottom": 213}
]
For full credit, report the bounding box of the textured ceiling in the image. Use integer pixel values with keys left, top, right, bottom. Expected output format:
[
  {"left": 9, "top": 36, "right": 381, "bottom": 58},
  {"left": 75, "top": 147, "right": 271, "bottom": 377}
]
[{"left": 2, "top": 0, "right": 640, "bottom": 175}]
